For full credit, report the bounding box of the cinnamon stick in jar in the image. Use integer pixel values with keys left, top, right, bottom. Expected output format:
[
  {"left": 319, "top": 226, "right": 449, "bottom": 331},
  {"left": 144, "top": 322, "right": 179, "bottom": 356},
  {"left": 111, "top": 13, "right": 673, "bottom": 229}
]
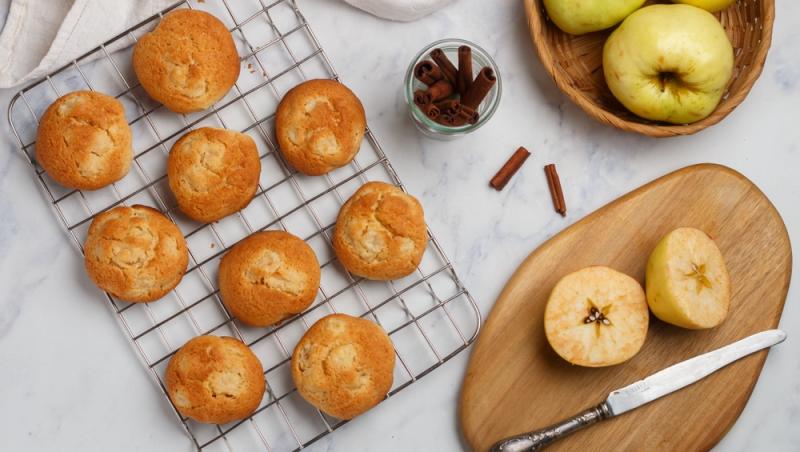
[
  {"left": 440, "top": 112, "right": 459, "bottom": 127},
  {"left": 430, "top": 48, "right": 458, "bottom": 84},
  {"left": 490, "top": 147, "right": 531, "bottom": 191},
  {"left": 457, "top": 104, "right": 479, "bottom": 125},
  {"left": 414, "top": 89, "right": 431, "bottom": 107},
  {"left": 414, "top": 60, "right": 444, "bottom": 85},
  {"left": 435, "top": 99, "right": 462, "bottom": 115},
  {"left": 457, "top": 45, "right": 473, "bottom": 95},
  {"left": 424, "top": 79, "right": 455, "bottom": 102},
  {"left": 419, "top": 102, "right": 441, "bottom": 120},
  {"left": 462, "top": 67, "right": 497, "bottom": 110}
]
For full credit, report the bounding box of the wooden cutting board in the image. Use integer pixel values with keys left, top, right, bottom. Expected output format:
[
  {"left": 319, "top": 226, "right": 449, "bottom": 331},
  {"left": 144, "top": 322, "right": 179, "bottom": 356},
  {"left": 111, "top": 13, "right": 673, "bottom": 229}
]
[{"left": 460, "top": 164, "right": 792, "bottom": 451}]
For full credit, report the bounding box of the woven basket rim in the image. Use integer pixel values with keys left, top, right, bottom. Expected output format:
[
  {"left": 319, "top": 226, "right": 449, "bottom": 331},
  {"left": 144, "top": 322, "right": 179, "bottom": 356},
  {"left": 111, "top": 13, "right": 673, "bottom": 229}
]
[{"left": 524, "top": 0, "right": 776, "bottom": 138}]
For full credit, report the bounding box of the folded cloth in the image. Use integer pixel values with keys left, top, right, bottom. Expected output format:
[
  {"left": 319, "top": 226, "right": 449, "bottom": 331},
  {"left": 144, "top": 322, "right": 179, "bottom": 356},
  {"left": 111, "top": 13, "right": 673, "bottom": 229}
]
[
  {"left": 0, "top": 0, "right": 174, "bottom": 88},
  {"left": 0, "top": 0, "right": 455, "bottom": 89},
  {"left": 343, "top": 0, "right": 457, "bottom": 21}
]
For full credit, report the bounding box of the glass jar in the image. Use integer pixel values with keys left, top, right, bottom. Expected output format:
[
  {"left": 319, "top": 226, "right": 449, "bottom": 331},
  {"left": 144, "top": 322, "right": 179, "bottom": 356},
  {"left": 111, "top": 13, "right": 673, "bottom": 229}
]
[{"left": 404, "top": 38, "right": 502, "bottom": 140}]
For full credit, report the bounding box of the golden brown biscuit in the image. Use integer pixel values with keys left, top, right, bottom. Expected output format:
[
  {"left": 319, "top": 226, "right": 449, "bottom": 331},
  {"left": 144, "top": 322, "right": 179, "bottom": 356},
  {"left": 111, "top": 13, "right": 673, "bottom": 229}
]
[
  {"left": 275, "top": 79, "right": 366, "bottom": 175},
  {"left": 219, "top": 231, "right": 321, "bottom": 327},
  {"left": 132, "top": 9, "right": 240, "bottom": 113},
  {"left": 332, "top": 182, "right": 427, "bottom": 280},
  {"left": 165, "top": 336, "right": 265, "bottom": 424},
  {"left": 167, "top": 127, "right": 261, "bottom": 223},
  {"left": 84, "top": 205, "right": 188, "bottom": 302},
  {"left": 291, "top": 314, "right": 395, "bottom": 419},
  {"left": 36, "top": 90, "right": 132, "bottom": 190}
]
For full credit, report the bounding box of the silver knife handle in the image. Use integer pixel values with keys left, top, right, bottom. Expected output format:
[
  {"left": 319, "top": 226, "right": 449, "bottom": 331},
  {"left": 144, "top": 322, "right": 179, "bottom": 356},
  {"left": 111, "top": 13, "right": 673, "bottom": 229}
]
[{"left": 488, "top": 402, "right": 612, "bottom": 452}]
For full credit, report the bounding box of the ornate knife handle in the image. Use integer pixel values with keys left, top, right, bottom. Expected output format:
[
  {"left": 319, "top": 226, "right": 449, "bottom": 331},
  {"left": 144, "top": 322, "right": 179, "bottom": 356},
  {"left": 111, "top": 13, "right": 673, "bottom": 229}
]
[{"left": 488, "top": 403, "right": 612, "bottom": 452}]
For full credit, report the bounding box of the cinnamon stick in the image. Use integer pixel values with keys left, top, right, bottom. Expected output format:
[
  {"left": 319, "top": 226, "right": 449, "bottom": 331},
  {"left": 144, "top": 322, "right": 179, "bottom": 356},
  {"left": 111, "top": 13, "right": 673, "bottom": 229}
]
[
  {"left": 544, "top": 164, "right": 566, "bottom": 216},
  {"left": 462, "top": 67, "right": 497, "bottom": 110},
  {"left": 457, "top": 104, "right": 479, "bottom": 125},
  {"left": 413, "top": 89, "right": 430, "bottom": 107},
  {"left": 414, "top": 60, "right": 444, "bottom": 85},
  {"left": 440, "top": 112, "right": 459, "bottom": 126},
  {"left": 457, "top": 46, "right": 473, "bottom": 95},
  {"left": 430, "top": 48, "right": 458, "bottom": 84},
  {"left": 435, "top": 99, "right": 462, "bottom": 115},
  {"left": 419, "top": 102, "right": 440, "bottom": 120},
  {"left": 424, "top": 79, "right": 454, "bottom": 103},
  {"left": 490, "top": 147, "right": 531, "bottom": 191}
]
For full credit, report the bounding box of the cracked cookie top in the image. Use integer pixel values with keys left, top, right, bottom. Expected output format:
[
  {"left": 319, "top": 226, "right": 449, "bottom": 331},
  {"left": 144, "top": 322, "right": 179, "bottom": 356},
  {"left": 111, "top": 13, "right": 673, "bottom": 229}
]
[
  {"left": 219, "top": 231, "right": 320, "bottom": 327},
  {"left": 332, "top": 182, "right": 427, "bottom": 280},
  {"left": 291, "top": 314, "right": 395, "bottom": 420},
  {"left": 132, "top": 9, "right": 240, "bottom": 113},
  {"left": 275, "top": 79, "right": 366, "bottom": 175},
  {"left": 168, "top": 127, "right": 261, "bottom": 223},
  {"left": 166, "top": 335, "right": 265, "bottom": 424},
  {"left": 84, "top": 205, "right": 188, "bottom": 303},
  {"left": 36, "top": 90, "right": 132, "bottom": 190}
]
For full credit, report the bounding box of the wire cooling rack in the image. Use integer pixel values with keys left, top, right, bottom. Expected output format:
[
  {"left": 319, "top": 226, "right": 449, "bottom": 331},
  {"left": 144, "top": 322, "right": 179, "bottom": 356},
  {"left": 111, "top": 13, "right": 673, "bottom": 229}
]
[{"left": 6, "top": 0, "right": 481, "bottom": 450}]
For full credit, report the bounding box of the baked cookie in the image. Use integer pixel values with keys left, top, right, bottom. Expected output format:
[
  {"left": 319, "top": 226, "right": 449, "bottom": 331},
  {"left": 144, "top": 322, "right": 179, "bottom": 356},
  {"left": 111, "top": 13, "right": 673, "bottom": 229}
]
[
  {"left": 219, "top": 231, "right": 321, "bottom": 327},
  {"left": 275, "top": 79, "right": 366, "bottom": 175},
  {"left": 36, "top": 90, "right": 132, "bottom": 190},
  {"left": 291, "top": 314, "right": 395, "bottom": 419},
  {"left": 132, "top": 9, "right": 240, "bottom": 113},
  {"left": 168, "top": 127, "right": 261, "bottom": 223},
  {"left": 84, "top": 205, "right": 188, "bottom": 302},
  {"left": 165, "top": 336, "right": 266, "bottom": 424},
  {"left": 332, "top": 182, "right": 427, "bottom": 280}
]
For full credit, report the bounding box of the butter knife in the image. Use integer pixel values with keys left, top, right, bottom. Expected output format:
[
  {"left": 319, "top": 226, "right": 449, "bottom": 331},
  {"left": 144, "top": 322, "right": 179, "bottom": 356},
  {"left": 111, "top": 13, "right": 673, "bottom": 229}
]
[{"left": 489, "top": 329, "right": 787, "bottom": 452}]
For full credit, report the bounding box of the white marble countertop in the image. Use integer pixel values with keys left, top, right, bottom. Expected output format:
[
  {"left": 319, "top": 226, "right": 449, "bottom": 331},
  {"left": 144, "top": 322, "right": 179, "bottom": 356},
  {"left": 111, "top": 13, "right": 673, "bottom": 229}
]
[{"left": 0, "top": 0, "right": 798, "bottom": 451}]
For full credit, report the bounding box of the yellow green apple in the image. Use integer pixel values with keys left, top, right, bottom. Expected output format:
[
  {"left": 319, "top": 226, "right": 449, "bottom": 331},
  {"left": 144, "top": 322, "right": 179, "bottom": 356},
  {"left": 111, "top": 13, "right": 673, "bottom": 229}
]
[
  {"left": 603, "top": 4, "right": 734, "bottom": 124},
  {"left": 672, "top": 0, "right": 736, "bottom": 13},
  {"left": 542, "top": 0, "right": 646, "bottom": 35},
  {"left": 646, "top": 228, "right": 731, "bottom": 330}
]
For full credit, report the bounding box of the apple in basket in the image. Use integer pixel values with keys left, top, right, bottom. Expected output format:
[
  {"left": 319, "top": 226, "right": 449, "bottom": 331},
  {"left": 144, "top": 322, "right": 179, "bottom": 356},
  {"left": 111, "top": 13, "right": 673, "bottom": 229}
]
[
  {"left": 603, "top": 4, "right": 734, "bottom": 124},
  {"left": 671, "top": 0, "right": 737, "bottom": 13},
  {"left": 543, "top": 0, "right": 646, "bottom": 35}
]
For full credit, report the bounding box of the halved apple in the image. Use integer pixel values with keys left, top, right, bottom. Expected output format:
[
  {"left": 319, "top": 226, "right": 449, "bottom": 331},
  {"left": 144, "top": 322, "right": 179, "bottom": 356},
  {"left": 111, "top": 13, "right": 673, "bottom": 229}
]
[
  {"left": 646, "top": 227, "right": 731, "bottom": 329},
  {"left": 544, "top": 266, "right": 649, "bottom": 367}
]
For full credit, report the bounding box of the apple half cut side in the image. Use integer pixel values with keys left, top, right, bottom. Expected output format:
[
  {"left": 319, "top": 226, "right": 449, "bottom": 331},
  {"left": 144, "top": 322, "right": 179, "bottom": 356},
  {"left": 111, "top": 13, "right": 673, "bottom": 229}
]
[
  {"left": 646, "top": 227, "right": 731, "bottom": 329},
  {"left": 602, "top": 4, "right": 734, "bottom": 125},
  {"left": 544, "top": 266, "right": 649, "bottom": 367}
]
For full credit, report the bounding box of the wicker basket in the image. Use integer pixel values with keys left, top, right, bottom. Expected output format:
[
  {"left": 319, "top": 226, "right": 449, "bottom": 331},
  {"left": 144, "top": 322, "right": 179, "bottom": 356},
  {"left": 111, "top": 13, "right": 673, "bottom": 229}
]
[{"left": 524, "top": 0, "right": 775, "bottom": 137}]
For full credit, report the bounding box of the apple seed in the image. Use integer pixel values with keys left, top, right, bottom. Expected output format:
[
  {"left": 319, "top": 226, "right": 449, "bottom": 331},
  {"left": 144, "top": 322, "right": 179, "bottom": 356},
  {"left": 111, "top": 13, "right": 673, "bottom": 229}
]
[{"left": 685, "top": 262, "right": 713, "bottom": 294}]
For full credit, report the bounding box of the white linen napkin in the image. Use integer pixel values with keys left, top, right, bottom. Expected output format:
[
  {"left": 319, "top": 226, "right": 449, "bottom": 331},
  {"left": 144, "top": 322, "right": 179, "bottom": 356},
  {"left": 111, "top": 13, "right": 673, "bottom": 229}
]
[
  {"left": 0, "top": 0, "right": 174, "bottom": 88},
  {"left": 343, "top": 0, "right": 457, "bottom": 21},
  {"left": 0, "top": 0, "right": 456, "bottom": 89}
]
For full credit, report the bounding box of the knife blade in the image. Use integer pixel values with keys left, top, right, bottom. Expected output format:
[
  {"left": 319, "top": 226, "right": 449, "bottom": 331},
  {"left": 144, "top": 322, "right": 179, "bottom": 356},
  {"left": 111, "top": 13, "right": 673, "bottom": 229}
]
[{"left": 490, "top": 329, "right": 787, "bottom": 452}]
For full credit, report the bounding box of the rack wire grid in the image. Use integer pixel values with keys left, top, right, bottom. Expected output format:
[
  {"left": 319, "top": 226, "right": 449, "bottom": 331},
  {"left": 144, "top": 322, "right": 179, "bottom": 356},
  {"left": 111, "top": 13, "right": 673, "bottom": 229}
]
[{"left": 7, "top": 0, "right": 481, "bottom": 451}]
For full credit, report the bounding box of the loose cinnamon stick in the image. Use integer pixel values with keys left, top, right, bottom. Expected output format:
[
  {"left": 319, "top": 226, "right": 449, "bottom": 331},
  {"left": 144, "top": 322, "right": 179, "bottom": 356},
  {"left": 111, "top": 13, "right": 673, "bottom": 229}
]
[
  {"left": 462, "top": 67, "right": 497, "bottom": 110},
  {"left": 490, "top": 147, "right": 531, "bottom": 191},
  {"left": 544, "top": 164, "right": 566, "bottom": 216},
  {"left": 414, "top": 60, "right": 444, "bottom": 85},
  {"left": 430, "top": 48, "right": 458, "bottom": 84},
  {"left": 457, "top": 46, "right": 473, "bottom": 95}
]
